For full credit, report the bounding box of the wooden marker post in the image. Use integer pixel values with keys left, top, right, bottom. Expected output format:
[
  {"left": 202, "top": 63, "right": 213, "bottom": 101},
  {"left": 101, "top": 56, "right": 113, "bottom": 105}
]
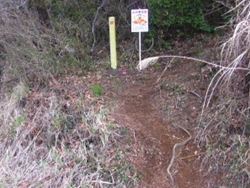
[{"left": 109, "top": 17, "right": 117, "bottom": 69}]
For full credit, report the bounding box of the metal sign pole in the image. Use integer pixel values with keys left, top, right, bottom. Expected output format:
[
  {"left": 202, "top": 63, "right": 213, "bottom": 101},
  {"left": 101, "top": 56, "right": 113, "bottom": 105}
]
[{"left": 139, "top": 32, "right": 142, "bottom": 70}]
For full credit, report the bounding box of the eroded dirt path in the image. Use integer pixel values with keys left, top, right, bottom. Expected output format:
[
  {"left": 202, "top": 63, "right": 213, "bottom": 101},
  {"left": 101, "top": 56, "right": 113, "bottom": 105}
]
[{"left": 108, "top": 60, "right": 220, "bottom": 187}]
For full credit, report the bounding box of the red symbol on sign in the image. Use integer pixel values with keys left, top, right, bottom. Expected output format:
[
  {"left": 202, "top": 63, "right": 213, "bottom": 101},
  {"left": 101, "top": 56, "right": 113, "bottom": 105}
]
[{"left": 110, "top": 21, "right": 114, "bottom": 25}]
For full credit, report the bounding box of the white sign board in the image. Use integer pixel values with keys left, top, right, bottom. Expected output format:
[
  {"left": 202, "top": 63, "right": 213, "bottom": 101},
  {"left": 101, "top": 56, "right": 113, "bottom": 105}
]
[{"left": 131, "top": 9, "right": 148, "bottom": 32}]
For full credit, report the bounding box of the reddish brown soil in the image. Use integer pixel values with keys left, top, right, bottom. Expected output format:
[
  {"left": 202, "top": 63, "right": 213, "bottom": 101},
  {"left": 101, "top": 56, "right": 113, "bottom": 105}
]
[{"left": 104, "top": 59, "right": 222, "bottom": 187}]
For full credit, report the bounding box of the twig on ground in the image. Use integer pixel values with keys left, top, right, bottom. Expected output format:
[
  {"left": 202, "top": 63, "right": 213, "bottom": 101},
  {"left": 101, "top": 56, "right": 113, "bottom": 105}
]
[
  {"left": 180, "top": 155, "right": 197, "bottom": 160},
  {"left": 189, "top": 90, "right": 204, "bottom": 101}
]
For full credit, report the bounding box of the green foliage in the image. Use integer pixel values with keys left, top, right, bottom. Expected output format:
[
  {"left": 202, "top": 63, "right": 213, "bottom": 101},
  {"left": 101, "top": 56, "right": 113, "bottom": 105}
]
[
  {"left": 148, "top": 0, "right": 213, "bottom": 40},
  {"left": 91, "top": 84, "right": 103, "bottom": 96}
]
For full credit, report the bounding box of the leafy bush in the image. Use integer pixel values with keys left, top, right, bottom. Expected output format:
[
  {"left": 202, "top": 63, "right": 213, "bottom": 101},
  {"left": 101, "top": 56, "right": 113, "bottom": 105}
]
[{"left": 148, "top": 0, "right": 213, "bottom": 40}]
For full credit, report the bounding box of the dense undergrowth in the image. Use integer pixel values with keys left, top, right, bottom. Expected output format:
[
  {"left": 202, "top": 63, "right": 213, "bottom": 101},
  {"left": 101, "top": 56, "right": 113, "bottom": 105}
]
[
  {"left": 195, "top": 0, "right": 250, "bottom": 187},
  {"left": 0, "top": 0, "right": 250, "bottom": 187}
]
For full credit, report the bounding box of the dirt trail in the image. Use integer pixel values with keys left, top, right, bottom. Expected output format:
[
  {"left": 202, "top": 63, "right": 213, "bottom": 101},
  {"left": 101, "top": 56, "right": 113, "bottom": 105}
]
[{"left": 110, "top": 61, "right": 220, "bottom": 187}]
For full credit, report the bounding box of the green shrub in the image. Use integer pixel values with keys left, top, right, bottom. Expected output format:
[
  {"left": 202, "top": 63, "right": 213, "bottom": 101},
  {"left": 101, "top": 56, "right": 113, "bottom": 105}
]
[{"left": 148, "top": 0, "right": 213, "bottom": 40}]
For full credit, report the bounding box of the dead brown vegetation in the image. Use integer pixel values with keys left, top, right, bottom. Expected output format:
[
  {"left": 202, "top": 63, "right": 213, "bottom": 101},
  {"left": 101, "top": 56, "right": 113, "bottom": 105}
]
[{"left": 196, "top": 0, "right": 250, "bottom": 187}]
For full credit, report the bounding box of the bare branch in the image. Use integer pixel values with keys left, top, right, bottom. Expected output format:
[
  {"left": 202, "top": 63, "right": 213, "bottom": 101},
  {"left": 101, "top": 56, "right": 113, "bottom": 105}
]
[{"left": 91, "top": 0, "right": 106, "bottom": 52}]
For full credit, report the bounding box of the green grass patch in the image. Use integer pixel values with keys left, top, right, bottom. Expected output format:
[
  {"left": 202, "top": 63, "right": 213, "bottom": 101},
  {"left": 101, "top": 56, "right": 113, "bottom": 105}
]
[{"left": 91, "top": 84, "right": 103, "bottom": 96}]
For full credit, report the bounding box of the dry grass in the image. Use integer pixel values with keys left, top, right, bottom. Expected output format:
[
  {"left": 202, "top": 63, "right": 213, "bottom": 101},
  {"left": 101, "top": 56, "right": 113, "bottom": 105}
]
[
  {"left": 0, "top": 81, "right": 138, "bottom": 187},
  {"left": 195, "top": 0, "right": 250, "bottom": 187},
  {"left": 0, "top": 1, "right": 94, "bottom": 91},
  {"left": 0, "top": 2, "right": 51, "bottom": 84}
]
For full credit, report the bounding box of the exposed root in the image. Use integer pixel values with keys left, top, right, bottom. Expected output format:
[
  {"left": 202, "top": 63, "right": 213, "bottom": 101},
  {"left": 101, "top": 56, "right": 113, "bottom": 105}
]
[{"left": 167, "top": 125, "right": 192, "bottom": 185}]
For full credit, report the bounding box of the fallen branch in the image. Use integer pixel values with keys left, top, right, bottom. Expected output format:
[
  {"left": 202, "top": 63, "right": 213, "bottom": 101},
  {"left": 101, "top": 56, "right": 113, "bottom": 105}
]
[{"left": 137, "top": 55, "right": 250, "bottom": 71}]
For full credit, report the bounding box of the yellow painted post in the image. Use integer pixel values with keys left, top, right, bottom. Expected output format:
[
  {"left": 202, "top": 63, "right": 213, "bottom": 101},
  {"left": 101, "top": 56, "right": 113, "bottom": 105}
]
[{"left": 109, "top": 17, "right": 117, "bottom": 69}]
